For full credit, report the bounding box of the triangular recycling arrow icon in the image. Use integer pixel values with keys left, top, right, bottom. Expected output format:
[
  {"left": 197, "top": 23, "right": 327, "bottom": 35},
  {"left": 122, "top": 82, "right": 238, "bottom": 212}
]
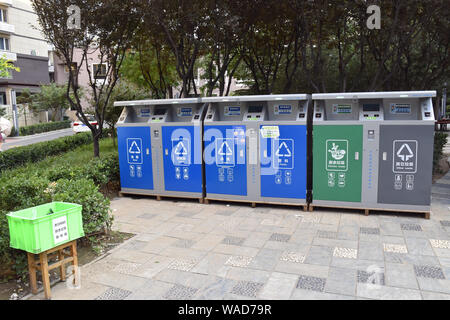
[
  {"left": 174, "top": 141, "right": 188, "bottom": 155},
  {"left": 218, "top": 141, "right": 233, "bottom": 156},
  {"left": 129, "top": 141, "right": 141, "bottom": 154},
  {"left": 397, "top": 143, "right": 414, "bottom": 161},
  {"left": 275, "top": 142, "right": 292, "bottom": 157}
]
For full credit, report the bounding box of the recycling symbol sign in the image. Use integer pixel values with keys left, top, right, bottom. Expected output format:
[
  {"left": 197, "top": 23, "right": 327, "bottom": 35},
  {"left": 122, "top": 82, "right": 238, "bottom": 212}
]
[
  {"left": 273, "top": 139, "right": 294, "bottom": 170},
  {"left": 216, "top": 138, "right": 235, "bottom": 167},
  {"left": 393, "top": 140, "right": 417, "bottom": 174},
  {"left": 127, "top": 138, "right": 143, "bottom": 164},
  {"left": 172, "top": 138, "right": 190, "bottom": 166}
]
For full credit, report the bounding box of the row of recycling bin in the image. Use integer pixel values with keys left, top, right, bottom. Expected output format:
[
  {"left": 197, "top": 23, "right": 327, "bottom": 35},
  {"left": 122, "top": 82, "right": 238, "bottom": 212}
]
[{"left": 114, "top": 91, "right": 436, "bottom": 213}]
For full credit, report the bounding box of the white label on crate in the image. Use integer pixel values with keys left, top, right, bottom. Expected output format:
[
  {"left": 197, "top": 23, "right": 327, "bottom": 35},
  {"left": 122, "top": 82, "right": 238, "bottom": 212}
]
[{"left": 52, "top": 216, "right": 69, "bottom": 244}]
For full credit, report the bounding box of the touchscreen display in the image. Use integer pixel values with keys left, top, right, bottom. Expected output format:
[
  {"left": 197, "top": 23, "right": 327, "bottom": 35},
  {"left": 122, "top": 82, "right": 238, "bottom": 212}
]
[
  {"left": 154, "top": 107, "right": 166, "bottom": 115},
  {"left": 248, "top": 105, "right": 263, "bottom": 113},
  {"left": 363, "top": 104, "right": 380, "bottom": 112}
]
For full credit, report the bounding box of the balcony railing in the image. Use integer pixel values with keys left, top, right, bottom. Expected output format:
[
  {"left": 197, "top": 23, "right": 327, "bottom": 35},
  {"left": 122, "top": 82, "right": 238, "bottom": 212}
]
[
  {"left": 0, "top": 50, "right": 17, "bottom": 61},
  {"left": 0, "top": 0, "right": 12, "bottom": 6},
  {"left": 0, "top": 21, "right": 15, "bottom": 34}
]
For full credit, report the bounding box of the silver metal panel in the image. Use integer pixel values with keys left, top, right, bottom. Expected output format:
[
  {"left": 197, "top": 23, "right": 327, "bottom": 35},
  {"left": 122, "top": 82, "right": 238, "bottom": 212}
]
[
  {"left": 114, "top": 98, "right": 202, "bottom": 107},
  {"left": 312, "top": 91, "right": 436, "bottom": 100},
  {"left": 202, "top": 94, "right": 309, "bottom": 103},
  {"left": 115, "top": 95, "right": 309, "bottom": 108},
  {"left": 361, "top": 123, "right": 380, "bottom": 205}
]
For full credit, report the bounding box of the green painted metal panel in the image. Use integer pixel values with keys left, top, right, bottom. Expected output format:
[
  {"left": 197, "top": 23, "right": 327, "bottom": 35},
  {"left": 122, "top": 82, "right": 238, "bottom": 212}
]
[{"left": 313, "top": 125, "right": 363, "bottom": 202}]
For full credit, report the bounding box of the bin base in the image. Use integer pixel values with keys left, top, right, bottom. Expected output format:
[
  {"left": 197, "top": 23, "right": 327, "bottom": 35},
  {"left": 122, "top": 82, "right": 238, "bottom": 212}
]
[
  {"left": 309, "top": 203, "right": 430, "bottom": 220},
  {"left": 205, "top": 197, "right": 308, "bottom": 212},
  {"left": 119, "top": 190, "right": 204, "bottom": 204}
]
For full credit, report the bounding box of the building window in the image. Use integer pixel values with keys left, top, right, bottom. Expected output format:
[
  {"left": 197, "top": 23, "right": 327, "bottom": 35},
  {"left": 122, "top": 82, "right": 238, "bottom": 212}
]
[
  {"left": 0, "top": 9, "right": 7, "bottom": 23},
  {"left": 92, "top": 63, "right": 107, "bottom": 80},
  {"left": 0, "top": 92, "right": 7, "bottom": 105},
  {"left": 0, "top": 37, "right": 10, "bottom": 51}
]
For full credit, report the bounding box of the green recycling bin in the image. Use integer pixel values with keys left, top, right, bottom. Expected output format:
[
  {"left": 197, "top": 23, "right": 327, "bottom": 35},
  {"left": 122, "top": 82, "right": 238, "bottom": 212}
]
[{"left": 7, "top": 202, "right": 84, "bottom": 254}]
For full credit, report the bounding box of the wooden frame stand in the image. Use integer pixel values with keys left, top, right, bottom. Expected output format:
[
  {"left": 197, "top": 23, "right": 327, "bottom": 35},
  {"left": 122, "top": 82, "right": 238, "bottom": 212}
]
[{"left": 27, "top": 240, "right": 79, "bottom": 300}]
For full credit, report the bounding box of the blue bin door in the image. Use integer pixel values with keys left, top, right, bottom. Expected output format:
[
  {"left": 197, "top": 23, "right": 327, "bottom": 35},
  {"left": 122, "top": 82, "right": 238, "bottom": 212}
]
[
  {"left": 260, "top": 125, "right": 307, "bottom": 199},
  {"left": 204, "top": 125, "right": 247, "bottom": 196},
  {"left": 162, "top": 125, "right": 203, "bottom": 193},
  {"left": 117, "top": 126, "right": 154, "bottom": 190}
]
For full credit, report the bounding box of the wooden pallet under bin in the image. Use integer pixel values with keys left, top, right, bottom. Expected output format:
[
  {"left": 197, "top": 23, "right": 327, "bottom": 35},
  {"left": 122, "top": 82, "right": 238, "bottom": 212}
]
[
  {"left": 119, "top": 191, "right": 205, "bottom": 204},
  {"left": 308, "top": 203, "right": 431, "bottom": 220},
  {"left": 204, "top": 197, "right": 308, "bottom": 212}
]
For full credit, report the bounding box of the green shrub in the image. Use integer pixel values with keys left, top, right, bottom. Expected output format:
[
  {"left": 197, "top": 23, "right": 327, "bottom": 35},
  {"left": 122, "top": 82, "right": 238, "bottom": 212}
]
[
  {"left": 0, "top": 176, "right": 51, "bottom": 212},
  {"left": 0, "top": 132, "right": 93, "bottom": 172},
  {"left": 51, "top": 179, "right": 113, "bottom": 235},
  {"left": 434, "top": 132, "right": 448, "bottom": 173},
  {"left": 18, "top": 120, "right": 72, "bottom": 136},
  {"left": 45, "top": 153, "right": 119, "bottom": 186},
  {"left": 0, "top": 177, "right": 53, "bottom": 280}
]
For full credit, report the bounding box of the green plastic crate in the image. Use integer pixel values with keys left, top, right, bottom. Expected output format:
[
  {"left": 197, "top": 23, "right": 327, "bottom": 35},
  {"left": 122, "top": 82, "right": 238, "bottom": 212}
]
[{"left": 7, "top": 202, "right": 84, "bottom": 254}]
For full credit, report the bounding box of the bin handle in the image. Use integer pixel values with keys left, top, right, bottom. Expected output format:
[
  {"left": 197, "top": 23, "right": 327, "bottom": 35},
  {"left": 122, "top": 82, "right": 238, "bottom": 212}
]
[
  {"left": 383, "top": 152, "right": 387, "bottom": 161},
  {"left": 355, "top": 152, "right": 359, "bottom": 161}
]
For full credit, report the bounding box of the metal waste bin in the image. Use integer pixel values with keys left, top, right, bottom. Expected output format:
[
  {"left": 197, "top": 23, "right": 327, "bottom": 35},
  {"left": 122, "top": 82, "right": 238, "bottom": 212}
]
[
  {"left": 203, "top": 95, "right": 310, "bottom": 207},
  {"left": 311, "top": 91, "right": 436, "bottom": 214},
  {"left": 115, "top": 99, "right": 207, "bottom": 200}
]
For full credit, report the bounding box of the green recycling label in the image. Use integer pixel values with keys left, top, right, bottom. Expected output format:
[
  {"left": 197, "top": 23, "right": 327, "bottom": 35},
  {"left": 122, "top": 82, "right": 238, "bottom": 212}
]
[
  {"left": 313, "top": 125, "right": 363, "bottom": 203},
  {"left": 260, "top": 126, "right": 280, "bottom": 139},
  {"left": 326, "top": 140, "right": 348, "bottom": 171}
]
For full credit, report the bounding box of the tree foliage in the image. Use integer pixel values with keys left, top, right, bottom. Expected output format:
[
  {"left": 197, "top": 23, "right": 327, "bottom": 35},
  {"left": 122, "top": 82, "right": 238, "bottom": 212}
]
[
  {"left": 0, "top": 56, "right": 20, "bottom": 79},
  {"left": 131, "top": 0, "right": 449, "bottom": 96},
  {"left": 17, "top": 84, "right": 73, "bottom": 121},
  {"left": 32, "top": 0, "right": 141, "bottom": 157},
  {"left": 101, "top": 80, "right": 150, "bottom": 146},
  {"left": 32, "top": 0, "right": 449, "bottom": 108}
]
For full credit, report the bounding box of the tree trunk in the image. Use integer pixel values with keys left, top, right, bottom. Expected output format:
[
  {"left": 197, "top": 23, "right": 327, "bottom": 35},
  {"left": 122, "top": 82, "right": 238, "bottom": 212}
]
[
  {"left": 93, "top": 134, "right": 100, "bottom": 158},
  {"left": 111, "top": 125, "right": 116, "bottom": 147}
]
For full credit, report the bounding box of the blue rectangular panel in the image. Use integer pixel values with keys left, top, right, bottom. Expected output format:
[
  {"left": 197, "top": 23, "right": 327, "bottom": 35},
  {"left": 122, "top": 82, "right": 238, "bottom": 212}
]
[
  {"left": 260, "top": 125, "right": 307, "bottom": 199},
  {"left": 162, "top": 126, "right": 203, "bottom": 193},
  {"left": 204, "top": 125, "right": 247, "bottom": 196},
  {"left": 117, "top": 126, "right": 153, "bottom": 190}
]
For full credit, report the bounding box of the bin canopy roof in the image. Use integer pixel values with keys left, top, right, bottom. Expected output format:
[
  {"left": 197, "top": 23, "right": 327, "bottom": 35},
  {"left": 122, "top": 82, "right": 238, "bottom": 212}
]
[
  {"left": 312, "top": 91, "right": 436, "bottom": 100},
  {"left": 114, "top": 94, "right": 310, "bottom": 107}
]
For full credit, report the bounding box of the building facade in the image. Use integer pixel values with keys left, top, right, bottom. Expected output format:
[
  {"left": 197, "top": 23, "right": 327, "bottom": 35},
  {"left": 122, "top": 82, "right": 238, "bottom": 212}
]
[{"left": 0, "top": 0, "right": 50, "bottom": 126}]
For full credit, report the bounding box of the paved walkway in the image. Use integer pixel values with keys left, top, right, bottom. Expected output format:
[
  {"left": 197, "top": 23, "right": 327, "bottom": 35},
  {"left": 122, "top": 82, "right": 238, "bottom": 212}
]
[{"left": 25, "top": 175, "right": 450, "bottom": 301}]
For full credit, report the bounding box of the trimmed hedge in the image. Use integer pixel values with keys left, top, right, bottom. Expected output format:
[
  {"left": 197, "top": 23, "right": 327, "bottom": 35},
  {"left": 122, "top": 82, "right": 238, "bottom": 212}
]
[
  {"left": 0, "top": 132, "right": 93, "bottom": 172},
  {"left": 16, "top": 120, "right": 72, "bottom": 136}
]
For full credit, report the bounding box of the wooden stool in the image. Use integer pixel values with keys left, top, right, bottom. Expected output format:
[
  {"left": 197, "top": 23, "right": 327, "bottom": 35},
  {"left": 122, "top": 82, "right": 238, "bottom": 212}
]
[{"left": 27, "top": 240, "right": 79, "bottom": 300}]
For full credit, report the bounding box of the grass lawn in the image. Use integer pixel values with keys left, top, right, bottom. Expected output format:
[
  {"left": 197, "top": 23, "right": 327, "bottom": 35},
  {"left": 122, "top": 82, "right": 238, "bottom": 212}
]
[{"left": 0, "top": 138, "right": 118, "bottom": 181}]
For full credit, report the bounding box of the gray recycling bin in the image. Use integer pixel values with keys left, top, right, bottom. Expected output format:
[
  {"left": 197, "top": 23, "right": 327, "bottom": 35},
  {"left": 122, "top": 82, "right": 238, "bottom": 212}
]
[{"left": 311, "top": 91, "right": 436, "bottom": 215}]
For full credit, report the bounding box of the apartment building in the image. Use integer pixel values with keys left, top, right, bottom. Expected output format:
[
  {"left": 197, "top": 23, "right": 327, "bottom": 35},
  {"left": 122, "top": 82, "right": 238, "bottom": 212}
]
[
  {"left": 48, "top": 46, "right": 109, "bottom": 120},
  {"left": 0, "top": 0, "right": 50, "bottom": 125}
]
